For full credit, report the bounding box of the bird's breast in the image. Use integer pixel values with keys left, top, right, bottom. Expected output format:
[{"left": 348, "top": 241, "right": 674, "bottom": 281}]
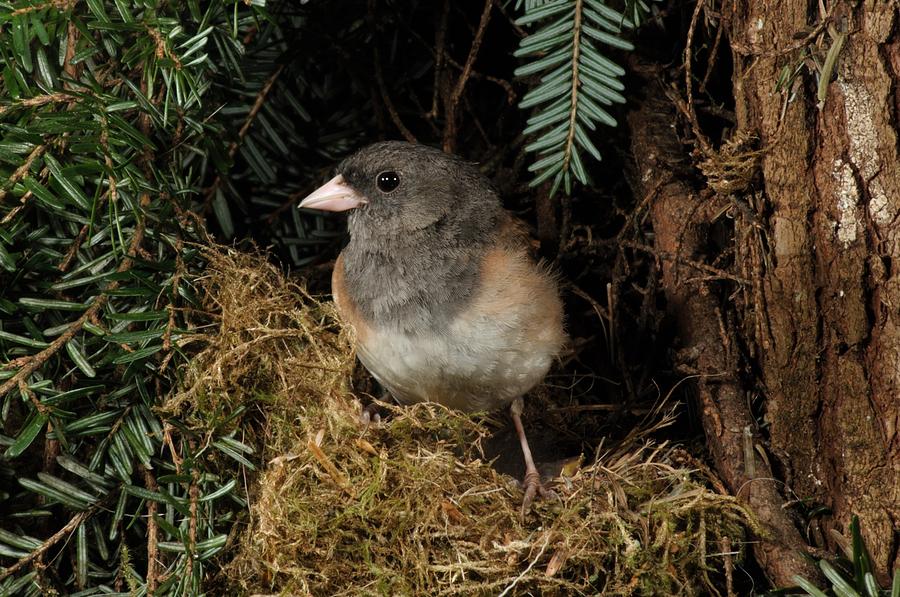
[{"left": 332, "top": 246, "right": 564, "bottom": 413}]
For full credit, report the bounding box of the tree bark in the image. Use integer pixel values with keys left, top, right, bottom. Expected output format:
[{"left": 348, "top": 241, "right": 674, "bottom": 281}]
[
  {"left": 729, "top": 0, "right": 900, "bottom": 577},
  {"left": 628, "top": 85, "right": 820, "bottom": 587},
  {"left": 630, "top": 0, "right": 900, "bottom": 584}
]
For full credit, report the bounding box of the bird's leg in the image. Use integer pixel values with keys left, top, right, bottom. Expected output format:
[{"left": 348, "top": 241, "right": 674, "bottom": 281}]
[{"left": 510, "top": 396, "right": 554, "bottom": 517}]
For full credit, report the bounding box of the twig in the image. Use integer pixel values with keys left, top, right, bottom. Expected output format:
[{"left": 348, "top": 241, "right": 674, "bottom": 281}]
[
  {"left": 684, "top": 0, "right": 713, "bottom": 155},
  {"left": 493, "top": 0, "right": 528, "bottom": 38},
  {"left": 162, "top": 287, "right": 179, "bottom": 353},
  {"left": 162, "top": 422, "right": 184, "bottom": 474},
  {"left": 99, "top": 114, "right": 118, "bottom": 204},
  {"left": 722, "top": 535, "right": 735, "bottom": 597},
  {"left": 373, "top": 49, "right": 417, "bottom": 144},
  {"left": 0, "top": 191, "right": 31, "bottom": 224},
  {"left": 145, "top": 25, "right": 181, "bottom": 69},
  {"left": 428, "top": 0, "right": 451, "bottom": 119},
  {"left": 0, "top": 144, "right": 46, "bottom": 203},
  {"left": 58, "top": 224, "right": 90, "bottom": 272},
  {"left": 0, "top": 93, "right": 74, "bottom": 117},
  {"left": 443, "top": 0, "right": 493, "bottom": 152},
  {"left": 567, "top": 282, "right": 609, "bottom": 331},
  {"left": 0, "top": 218, "right": 146, "bottom": 400},
  {"left": 443, "top": 54, "right": 516, "bottom": 105},
  {"left": 233, "top": 66, "right": 285, "bottom": 158},
  {"left": 406, "top": 28, "right": 517, "bottom": 107},
  {"left": 18, "top": 379, "right": 48, "bottom": 416},
  {"left": 364, "top": 0, "right": 418, "bottom": 143},
  {"left": 622, "top": 240, "right": 751, "bottom": 285},
  {"left": 42, "top": 422, "right": 61, "bottom": 528},
  {"left": 10, "top": 0, "right": 73, "bottom": 16},
  {"left": 607, "top": 281, "right": 616, "bottom": 363},
  {"left": 143, "top": 468, "right": 160, "bottom": 594},
  {"left": 549, "top": 404, "right": 652, "bottom": 414},
  {"left": 203, "top": 64, "right": 285, "bottom": 210},
  {"left": 0, "top": 510, "right": 93, "bottom": 582},
  {"left": 699, "top": 6, "right": 726, "bottom": 93},
  {"left": 63, "top": 20, "right": 79, "bottom": 82},
  {"left": 187, "top": 467, "right": 199, "bottom": 564},
  {"left": 55, "top": 114, "right": 116, "bottom": 272},
  {"left": 457, "top": 0, "right": 494, "bottom": 83},
  {"left": 308, "top": 438, "right": 356, "bottom": 497},
  {"left": 616, "top": 180, "right": 664, "bottom": 241}
]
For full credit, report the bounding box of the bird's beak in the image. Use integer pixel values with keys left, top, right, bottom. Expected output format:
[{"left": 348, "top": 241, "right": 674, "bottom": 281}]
[{"left": 298, "top": 174, "right": 367, "bottom": 212}]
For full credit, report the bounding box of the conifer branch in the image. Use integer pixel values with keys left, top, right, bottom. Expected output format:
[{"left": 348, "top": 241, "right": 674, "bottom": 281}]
[
  {"left": 514, "top": 0, "right": 637, "bottom": 194},
  {"left": 0, "top": 510, "right": 94, "bottom": 583},
  {"left": 0, "top": 217, "right": 146, "bottom": 400}
]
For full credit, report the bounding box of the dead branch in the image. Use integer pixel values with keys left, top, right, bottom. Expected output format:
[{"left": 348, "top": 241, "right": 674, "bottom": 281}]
[
  {"left": 622, "top": 240, "right": 751, "bottom": 285},
  {"left": 373, "top": 47, "right": 418, "bottom": 144},
  {"left": 428, "top": 0, "right": 451, "bottom": 119},
  {"left": 627, "top": 74, "right": 819, "bottom": 587},
  {"left": 684, "top": 0, "right": 713, "bottom": 155}
]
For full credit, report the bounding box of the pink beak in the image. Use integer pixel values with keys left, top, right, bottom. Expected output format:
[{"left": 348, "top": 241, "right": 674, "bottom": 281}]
[{"left": 298, "top": 174, "right": 367, "bottom": 212}]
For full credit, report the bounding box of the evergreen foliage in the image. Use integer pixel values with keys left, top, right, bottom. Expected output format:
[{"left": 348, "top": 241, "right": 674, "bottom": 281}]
[
  {"left": 203, "top": 4, "right": 364, "bottom": 263},
  {"left": 0, "top": 1, "right": 266, "bottom": 594},
  {"left": 514, "top": 0, "right": 635, "bottom": 194}
]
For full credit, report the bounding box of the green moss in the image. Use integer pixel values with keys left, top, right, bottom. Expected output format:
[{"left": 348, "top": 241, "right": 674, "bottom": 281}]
[
  {"left": 226, "top": 393, "right": 757, "bottom": 595},
  {"left": 174, "top": 247, "right": 758, "bottom": 596}
]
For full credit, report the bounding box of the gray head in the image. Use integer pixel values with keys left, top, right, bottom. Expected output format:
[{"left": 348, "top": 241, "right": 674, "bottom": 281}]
[{"left": 299, "top": 141, "right": 501, "bottom": 245}]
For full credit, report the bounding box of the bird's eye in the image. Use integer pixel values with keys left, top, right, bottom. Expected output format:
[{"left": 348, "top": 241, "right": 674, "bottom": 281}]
[{"left": 376, "top": 171, "right": 400, "bottom": 193}]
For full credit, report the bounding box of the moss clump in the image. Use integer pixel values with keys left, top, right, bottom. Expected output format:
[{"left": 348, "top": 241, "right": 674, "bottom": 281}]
[
  {"left": 177, "top": 247, "right": 757, "bottom": 596},
  {"left": 697, "top": 131, "right": 763, "bottom": 196},
  {"left": 161, "top": 245, "right": 354, "bottom": 428}
]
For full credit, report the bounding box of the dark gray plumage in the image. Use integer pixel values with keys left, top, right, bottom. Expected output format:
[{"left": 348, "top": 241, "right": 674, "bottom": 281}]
[{"left": 339, "top": 142, "right": 503, "bottom": 331}]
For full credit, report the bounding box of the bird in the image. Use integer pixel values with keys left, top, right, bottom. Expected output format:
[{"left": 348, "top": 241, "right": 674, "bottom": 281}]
[{"left": 299, "top": 141, "right": 565, "bottom": 515}]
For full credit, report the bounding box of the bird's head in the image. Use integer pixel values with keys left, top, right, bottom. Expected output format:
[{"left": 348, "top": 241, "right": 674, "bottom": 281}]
[{"left": 299, "top": 141, "right": 500, "bottom": 242}]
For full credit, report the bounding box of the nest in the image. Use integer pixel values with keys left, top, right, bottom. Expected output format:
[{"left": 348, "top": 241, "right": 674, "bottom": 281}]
[
  {"left": 174, "top": 246, "right": 758, "bottom": 596},
  {"left": 697, "top": 132, "right": 763, "bottom": 196}
]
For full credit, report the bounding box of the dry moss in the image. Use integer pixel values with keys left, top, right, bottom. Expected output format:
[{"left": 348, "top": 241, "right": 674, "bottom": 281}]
[
  {"left": 176, "top": 246, "right": 758, "bottom": 596},
  {"left": 698, "top": 132, "right": 763, "bottom": 196},
  {"left": 162, "top": 246, "right": 354, "bottom": 426}
]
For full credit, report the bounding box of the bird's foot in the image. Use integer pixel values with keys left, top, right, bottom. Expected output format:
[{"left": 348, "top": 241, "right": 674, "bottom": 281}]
[
  {"left": 359, "top": 400, "right": 392, "bottom": 428},
  {"left": 359, "top": 402, "right": 382, "bottom": 428},
  {"left": 521, "top": 468, "right": 557, "bottom": 519}
]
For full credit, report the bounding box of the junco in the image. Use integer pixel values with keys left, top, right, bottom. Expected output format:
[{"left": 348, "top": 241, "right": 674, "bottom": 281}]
[{"left": 299, "top": 141, "right": 565, "bottom": 514}]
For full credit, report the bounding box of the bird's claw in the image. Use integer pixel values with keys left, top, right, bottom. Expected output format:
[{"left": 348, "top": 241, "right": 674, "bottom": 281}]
[
  {"left": 359, "top": 402, "right": 382, "bottom": 428},
  {"left": 520, "top": 469, "right": 556, "bottom": 519}
]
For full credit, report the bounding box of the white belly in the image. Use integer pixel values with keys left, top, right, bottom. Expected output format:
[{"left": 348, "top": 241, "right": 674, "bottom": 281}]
[{"left": 357, "top": 311, "right": 555, "bottom": 413}]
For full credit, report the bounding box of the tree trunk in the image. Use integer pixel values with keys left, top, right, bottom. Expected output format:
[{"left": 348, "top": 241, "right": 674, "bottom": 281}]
[
  {"left": 732, "top": 0, "right": 900, "bottom": 578},
  {"left": 633, "top": 0, "right": 899, "bottom": 584},
  {"left": 629, "top": 86, "right": 822, "bottom": 587}
]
